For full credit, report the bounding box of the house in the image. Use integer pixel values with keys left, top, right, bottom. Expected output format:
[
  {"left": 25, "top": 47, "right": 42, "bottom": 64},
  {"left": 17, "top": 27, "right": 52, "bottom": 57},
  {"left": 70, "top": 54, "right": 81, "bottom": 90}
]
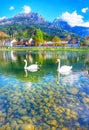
[
  {"left": 86, "top": 36, "right": 89, "bottom": 46},
  {"left": 4, "top": 39, "right": 17, "bottom": 47},
  {"left": 0, "top": 40, "right": 4, "bottom": 46},
  {"left": 68, "top": 38, "right": 80, "bottom": 47}
]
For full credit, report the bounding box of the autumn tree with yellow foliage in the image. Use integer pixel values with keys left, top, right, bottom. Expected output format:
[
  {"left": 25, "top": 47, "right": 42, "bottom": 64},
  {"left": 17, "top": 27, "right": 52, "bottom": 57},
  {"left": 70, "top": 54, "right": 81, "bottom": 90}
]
[{"left": 52, "top": 36, "right": 61, "bottom": 46}]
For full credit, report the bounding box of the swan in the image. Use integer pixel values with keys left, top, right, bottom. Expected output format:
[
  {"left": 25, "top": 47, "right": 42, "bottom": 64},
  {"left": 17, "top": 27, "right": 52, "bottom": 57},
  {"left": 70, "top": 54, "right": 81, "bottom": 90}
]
[
  {"left": 24, "top": 59, "right": 39, "bottom": 72},
  {"left": 57, "top": 59, "right": 72, "bottom": 75}
]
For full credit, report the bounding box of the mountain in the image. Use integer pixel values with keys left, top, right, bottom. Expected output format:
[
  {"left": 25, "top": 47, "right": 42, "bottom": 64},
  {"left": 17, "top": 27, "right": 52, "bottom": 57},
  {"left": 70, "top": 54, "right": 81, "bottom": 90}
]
[
  {"left": 53, "top": 18, "right": 89, "bottom": 37},
  {"left": 0, "top": 13, "right": 69, "bottom": 39},
  {"left": 53, "top": 19, "right": 72, "bottom": 31},
  {"left": 72, "top": 26, "right": 89, "bottom": 37},
  {"left": 0, "top": 12, "right": 89, "bottom": 38},
  {"left": 0, "top": 13, "right": 47, "bottom": 25}
]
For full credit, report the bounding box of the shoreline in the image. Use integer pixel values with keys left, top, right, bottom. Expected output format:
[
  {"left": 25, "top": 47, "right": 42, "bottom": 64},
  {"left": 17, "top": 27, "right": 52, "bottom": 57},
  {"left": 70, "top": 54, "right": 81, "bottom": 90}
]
[{"left": 0, "top": 46, "right": 89, "bottom": 52}]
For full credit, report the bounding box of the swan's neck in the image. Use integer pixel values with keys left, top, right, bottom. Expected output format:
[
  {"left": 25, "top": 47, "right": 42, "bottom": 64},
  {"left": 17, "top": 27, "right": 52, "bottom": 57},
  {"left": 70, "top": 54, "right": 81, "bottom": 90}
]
[
  {"left": 58, "top": 61, "right": 60, "bottom": 70},
  {"left": 24, "top": 61, "right": 27, "bottom": 69}
]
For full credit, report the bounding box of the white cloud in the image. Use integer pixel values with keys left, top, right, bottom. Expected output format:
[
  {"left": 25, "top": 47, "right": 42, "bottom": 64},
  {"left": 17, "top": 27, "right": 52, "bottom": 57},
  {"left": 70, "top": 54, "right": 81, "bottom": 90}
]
[
  {"left": 0, "top": 16, "right": 7, "bottom": 21},
  {"left": 61, "top": 11, "right": 89, "bottom": 27},
  {"left": 9, "top": 6, "right": 15, "bottom": 11},
  {"left": 23, "top": 5, "right": 31, "bottom": 14},
  {"left": 81, "top": 7, "right": 88, "bottom": 13},
  {"left": 79, "top": 22, "right": 89, "bottom": 27}
]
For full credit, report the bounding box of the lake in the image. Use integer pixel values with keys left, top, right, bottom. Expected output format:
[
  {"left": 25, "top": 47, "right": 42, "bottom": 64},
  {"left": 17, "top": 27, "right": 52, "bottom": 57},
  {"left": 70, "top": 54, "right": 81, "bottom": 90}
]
[{"left": 0, "top": 50, "right": 89, "bottom": 130}]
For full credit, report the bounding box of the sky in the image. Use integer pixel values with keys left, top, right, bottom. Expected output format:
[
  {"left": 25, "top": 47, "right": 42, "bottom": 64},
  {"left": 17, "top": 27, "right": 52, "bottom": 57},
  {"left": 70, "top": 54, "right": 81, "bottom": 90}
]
[{"left": 0, "top": 0, "right": 89, "bottom": 27}]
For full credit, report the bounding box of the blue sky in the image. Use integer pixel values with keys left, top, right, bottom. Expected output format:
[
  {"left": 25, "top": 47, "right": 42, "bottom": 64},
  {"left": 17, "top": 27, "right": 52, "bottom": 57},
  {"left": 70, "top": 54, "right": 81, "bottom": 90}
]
[{"left": 0, "top": 0, "right": 89, "bottom": 27}]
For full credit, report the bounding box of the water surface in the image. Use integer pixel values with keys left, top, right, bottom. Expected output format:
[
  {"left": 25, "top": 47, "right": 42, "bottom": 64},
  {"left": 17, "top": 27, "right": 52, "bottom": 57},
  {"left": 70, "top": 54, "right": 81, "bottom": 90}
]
[{"left": 0, "top": 50, "right": 89, "bottom": 130}]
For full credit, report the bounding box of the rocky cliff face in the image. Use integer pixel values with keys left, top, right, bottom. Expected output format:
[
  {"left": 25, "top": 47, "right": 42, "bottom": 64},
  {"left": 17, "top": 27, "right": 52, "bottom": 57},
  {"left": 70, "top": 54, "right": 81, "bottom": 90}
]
[{"left": 0, "top": 13, "right": 47, "bottom": 25}]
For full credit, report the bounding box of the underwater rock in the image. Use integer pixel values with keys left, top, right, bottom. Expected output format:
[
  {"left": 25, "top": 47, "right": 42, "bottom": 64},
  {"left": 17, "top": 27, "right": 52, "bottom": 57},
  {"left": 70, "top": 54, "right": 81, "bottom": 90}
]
[
  {"left": 44, "top": 108, "right": 49, "bottom": 113},
  {"left": 47, "top": 120, "right": 58, "bottom": 127},
  {"left": 0, "top": 123, "right": 12, "bottom": 130},
  {"left": 35, "top": 126, "right": 43, "bottom": 130},
  {"left": 0, "top": 112, "right": 6, "bottom": 118},
  {"left": 27, "top": 118, "right": 33, "bottom": 124},
  {"left": 5, "top": 123, "right": 12, "bottom": 130},
  {"left": 10, "top": 120, "right": 17, "bottom": 128},
  {"left": 19, "top": 109, "right": 27, "bottom": 115},
  {"left": 39, "top": 123, "right": 50, "bottom": 130},
  {"left": 21, "top": 116, "right": 31, "bottom": 121},
  {"left": 44, "top": 98, "right": 49, "bottom": 103},
  {"left": 17, "top": 119, "right": 24, "bottom": 124},
  {"left": 71, "top": 110, "right": 78, "bottom": 120},
  {"left": 66, "top": 108, "right": 71, "bottom": 116},
  {"left": 65, "top": 109, "right": 78, "bottom": 121},
  {"left": 83, "top": 98, "right": 89, "bottom": 103},
  {"left": 51, "top": 127, "right": 57, "bottom": 130},
  {"left": 68, "top": 88, "right": 79, "bottom": 95},
  {"left": 75, "top": 122, "right": 80, "bottom": 127},
  {"left": 19, "top": 124, "right": 35, "bottom": 130},
  {"left": 61, "top": 127, "right": 69, "bottom": 130},
  {"left": 0, "top": 117, "right": 5, "bottom": 123}
]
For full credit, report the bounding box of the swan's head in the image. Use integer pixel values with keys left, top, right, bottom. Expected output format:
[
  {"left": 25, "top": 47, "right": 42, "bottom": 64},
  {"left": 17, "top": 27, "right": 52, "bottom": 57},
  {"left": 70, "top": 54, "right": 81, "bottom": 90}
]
[
  {"left": 24, "top": 59, "right": 27, "bottom": 63},
  {"left": 57, "top": 59, "right": 60, "bottom": 63}
]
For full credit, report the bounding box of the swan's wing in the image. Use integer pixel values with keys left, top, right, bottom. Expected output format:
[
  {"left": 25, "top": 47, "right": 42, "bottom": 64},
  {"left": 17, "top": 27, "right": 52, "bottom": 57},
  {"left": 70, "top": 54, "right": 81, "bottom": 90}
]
[
  {"left": 59, "top": 66, "right": 72, "bottom": 74},
  {"left": 60, "top": 65, "right": 72, "bottom": 70},
  {"left": 60, "top": 70, "right": 72, "bottom": 75},
  {"left": 29, "top": 69, "right": 38, "bottom": 72},
  {"left": 27, "top": 64, "right": 38, "bottom": 70}
]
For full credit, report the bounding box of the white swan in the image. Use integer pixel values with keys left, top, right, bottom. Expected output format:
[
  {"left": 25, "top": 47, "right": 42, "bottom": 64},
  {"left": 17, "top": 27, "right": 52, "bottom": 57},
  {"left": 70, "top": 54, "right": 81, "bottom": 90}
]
[
  {"left": 24, "top": 59, "right": 39, "bottom": 72},
  {"left": 57, "top": 59, "right": 72, "bottom": 75}
]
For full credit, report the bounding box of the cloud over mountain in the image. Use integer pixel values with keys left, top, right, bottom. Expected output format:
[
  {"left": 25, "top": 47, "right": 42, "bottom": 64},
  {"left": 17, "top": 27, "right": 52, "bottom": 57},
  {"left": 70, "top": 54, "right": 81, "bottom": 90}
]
[
  {"left": 61, "top": 11, "right": 89, "bottom": 27},
  {"left": 23, "top": 5, "right": 31, "bottom": 14}
]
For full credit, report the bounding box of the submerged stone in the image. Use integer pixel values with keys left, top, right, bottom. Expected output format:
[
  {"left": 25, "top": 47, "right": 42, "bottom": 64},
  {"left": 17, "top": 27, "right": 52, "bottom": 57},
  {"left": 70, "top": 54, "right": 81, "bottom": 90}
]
[
  {"left": 61, "top": 127, "right": 69, "bottom": 130},
  {"left": 48, "top": 120, "right": 58, "bottom": 127},
  {"left": 68, "top": 88, "right": 79, "bottom": 95},
  {"left": 83, "top": 98, "right": 89, "bottom": 103},
  {"left": 19, "top": 124, "right": 35, "bottom": 130}
]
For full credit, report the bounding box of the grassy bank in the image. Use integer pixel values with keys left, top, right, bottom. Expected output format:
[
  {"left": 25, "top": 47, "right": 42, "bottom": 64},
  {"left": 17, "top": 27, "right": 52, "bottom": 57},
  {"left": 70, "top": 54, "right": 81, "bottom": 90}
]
[{"left": 0, "top": 46, "right": 89, "bottom": 52}]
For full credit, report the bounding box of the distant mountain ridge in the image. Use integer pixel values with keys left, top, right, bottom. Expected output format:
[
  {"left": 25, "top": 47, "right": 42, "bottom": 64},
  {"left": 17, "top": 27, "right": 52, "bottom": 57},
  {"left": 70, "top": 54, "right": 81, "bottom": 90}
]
[
  {"left": 53, "top": 18, "right": 89, "bottom": 37},
  {"left": 0, "top": 12, "right": 89, "bottom": 37},
  {"left": 0, "top": 13, "right": 47, "bottom": 25}
]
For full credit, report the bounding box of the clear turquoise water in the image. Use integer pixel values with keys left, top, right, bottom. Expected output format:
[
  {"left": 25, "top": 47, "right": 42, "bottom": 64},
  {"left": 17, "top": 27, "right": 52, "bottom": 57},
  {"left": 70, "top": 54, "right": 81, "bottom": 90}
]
[{"left": 0, "top": 50, "right": 89, "bottom": 129}]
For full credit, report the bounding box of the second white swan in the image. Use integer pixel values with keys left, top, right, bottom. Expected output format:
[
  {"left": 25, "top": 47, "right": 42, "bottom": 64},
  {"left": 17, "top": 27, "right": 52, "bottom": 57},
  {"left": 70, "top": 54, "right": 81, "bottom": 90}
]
[{"left": 57, "top": 59, "right": 72, "bottom": 74}]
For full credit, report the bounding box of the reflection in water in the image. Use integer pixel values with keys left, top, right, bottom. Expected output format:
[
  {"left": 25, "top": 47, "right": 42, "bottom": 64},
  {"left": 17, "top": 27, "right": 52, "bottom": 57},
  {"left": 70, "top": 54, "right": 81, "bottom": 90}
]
[
  {"left": 57, "top": 71, "right": 72, "bottom": 85},
  {"left": 57, "top": 72, "right": 60, "bottom": 84},
  {"left": 24, "top": 69, "right": 38, "bottom": 77},
  {"left": 0, "top": 50, "right": 89, "bottom": 129},
  {"left": 2, "top": 51, "right": 18, "bottom": 61},
  {"left": 11, "top": 51, "right": 17, "bottom": 62},
  {"left": 26, "top": 53, "right": 33, "bottom": 63}
]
